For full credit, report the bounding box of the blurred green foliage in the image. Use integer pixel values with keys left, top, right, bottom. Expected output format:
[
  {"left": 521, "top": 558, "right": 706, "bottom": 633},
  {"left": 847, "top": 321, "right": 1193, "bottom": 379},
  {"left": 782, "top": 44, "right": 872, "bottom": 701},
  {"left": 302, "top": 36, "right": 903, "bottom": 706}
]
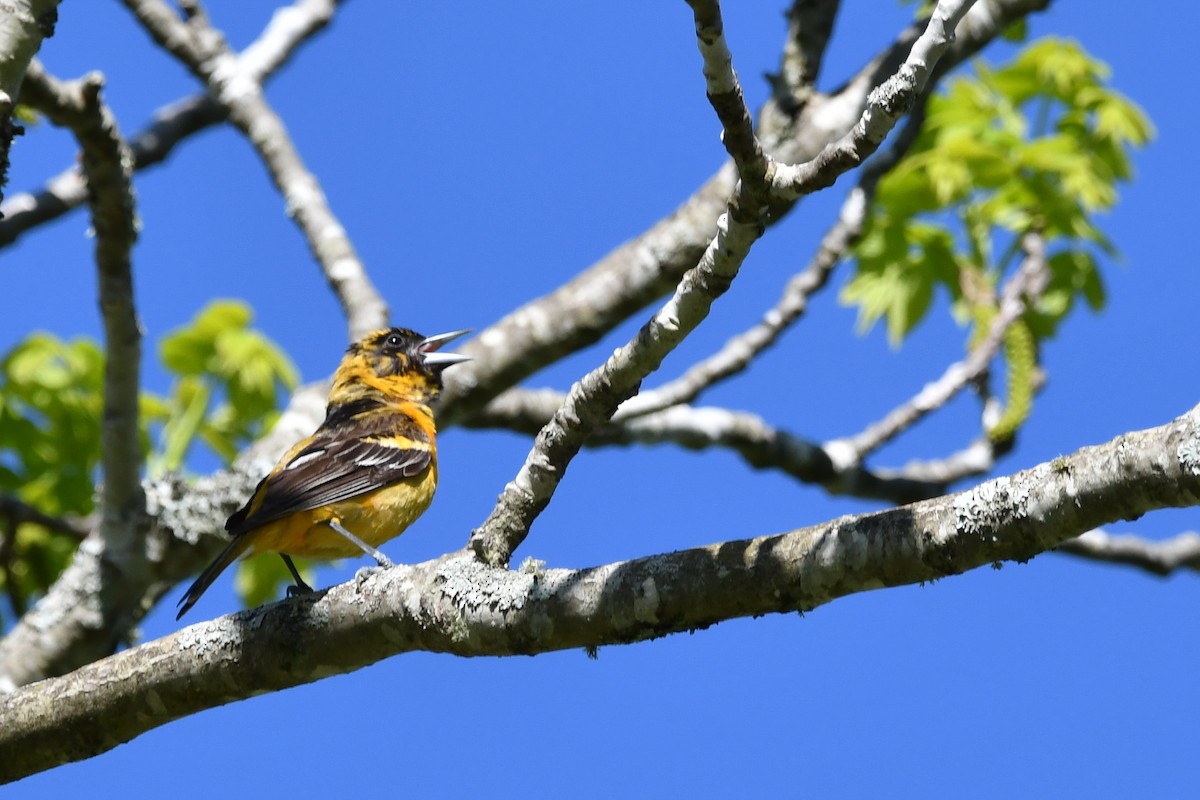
[
  {"left": 841, "top": 38, "right": 1151, "bottom": 441},
  {"left": 0, "top": 300, "right": 297, "bottom": 624}
]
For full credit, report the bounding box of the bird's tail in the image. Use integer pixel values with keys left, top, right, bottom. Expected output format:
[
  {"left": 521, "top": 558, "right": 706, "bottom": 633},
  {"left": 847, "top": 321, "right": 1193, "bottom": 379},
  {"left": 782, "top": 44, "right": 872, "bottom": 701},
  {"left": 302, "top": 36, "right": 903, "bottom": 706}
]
[{"left": 176, "top": 536, "right": 250, "bottom": 620}]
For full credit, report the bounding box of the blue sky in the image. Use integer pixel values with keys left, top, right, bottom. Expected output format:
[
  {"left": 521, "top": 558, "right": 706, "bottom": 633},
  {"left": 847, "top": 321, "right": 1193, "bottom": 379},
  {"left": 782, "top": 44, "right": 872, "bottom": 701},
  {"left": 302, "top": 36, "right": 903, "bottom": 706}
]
[{"left": 5, "top": 1, "right": 1199, "bottom": 796}]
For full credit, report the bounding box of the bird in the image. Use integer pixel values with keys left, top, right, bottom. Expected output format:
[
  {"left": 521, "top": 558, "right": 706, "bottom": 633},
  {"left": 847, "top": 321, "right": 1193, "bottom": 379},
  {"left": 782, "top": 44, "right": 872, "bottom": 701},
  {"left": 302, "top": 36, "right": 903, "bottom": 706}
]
[{"left": 176, "top": 327, "right": 471, "bottom": 620}]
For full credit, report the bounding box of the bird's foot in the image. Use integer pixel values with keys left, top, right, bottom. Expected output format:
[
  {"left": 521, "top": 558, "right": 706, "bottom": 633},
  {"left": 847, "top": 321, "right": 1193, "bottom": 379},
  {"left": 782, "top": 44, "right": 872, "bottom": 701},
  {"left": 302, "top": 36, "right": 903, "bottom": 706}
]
[
  {"left": 281, "top": 554, "right": 314, "bottom": 597},
  {"left": 286, "top": 581, "right": 314, "bottom": 598},
  {"left": 354, "top": 564, "right": 387, "bottom": 587}
]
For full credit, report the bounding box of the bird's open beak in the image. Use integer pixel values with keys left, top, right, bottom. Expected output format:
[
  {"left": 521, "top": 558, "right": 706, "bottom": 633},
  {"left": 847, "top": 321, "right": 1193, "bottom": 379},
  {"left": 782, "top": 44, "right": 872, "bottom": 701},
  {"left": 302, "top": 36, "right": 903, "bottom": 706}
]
[{"left": 419, "top": 329, "right": 472, "bottom": 368}]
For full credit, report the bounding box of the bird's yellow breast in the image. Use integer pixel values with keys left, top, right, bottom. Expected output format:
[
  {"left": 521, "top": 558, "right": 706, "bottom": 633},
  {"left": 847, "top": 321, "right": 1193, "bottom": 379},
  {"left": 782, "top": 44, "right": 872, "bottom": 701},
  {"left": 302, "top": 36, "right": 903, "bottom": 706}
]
[{"left": 246, "top": 463, "right": 438, "bottom": 560}]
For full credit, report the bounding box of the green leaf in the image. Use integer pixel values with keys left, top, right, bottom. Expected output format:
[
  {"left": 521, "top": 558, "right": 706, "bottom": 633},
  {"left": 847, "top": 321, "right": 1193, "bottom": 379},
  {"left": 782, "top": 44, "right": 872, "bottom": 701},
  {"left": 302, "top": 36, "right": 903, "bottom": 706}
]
[
  {"left": 154, "top": 300, "right": 298, "bottom": 469},
  {"left": 850, "top": 36, "right": 1149, "bottom": 348}
]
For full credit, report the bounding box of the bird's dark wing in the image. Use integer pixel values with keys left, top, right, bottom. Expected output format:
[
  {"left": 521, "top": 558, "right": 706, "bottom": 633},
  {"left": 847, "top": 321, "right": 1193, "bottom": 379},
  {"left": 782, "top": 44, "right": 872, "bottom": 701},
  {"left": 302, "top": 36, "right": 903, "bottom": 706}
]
[{"left": 226, "top": 426, "right": 431, "bottom": 537}]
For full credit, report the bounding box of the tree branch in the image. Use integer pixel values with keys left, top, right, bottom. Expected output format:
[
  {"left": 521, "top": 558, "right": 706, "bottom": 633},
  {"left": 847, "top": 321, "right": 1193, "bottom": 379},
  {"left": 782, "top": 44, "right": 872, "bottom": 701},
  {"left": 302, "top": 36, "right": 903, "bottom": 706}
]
[
  {"left": 0, "top": 0, "right": 342, "bottom": 248},
  {"left": 770, "top": 0, "right": 976, "bottom": 200},
  {"left": 119, "top": 0, "right": 386, "bottom": 340},
  {"left": 470, "top": 390, "right": 978, "bottom": 504},
  {"left": 826, "top": 231, "right": 1049, "bottom": 465},
  {"left": 20, "top": 62, "right": 145, "bottom": 545},
  {"left": 0, "top": 0, "right": 1055, "bottom": 694},
  {"left": 467, "top": 0, "right": 978, "bottom": 567},
  {"left": 438, "top": 0, "right": 1050, "bottom": 426},
  {"left": 4, "top": 402, "right": 1198, "bottom": 782},
  {"left": 0, "top": 382, "right": 329, "bottom": 690},
  {"left": 467, "top": 0, "right": 778, "bottom": 567},
  {"left": 1057, "top": 529, "right": 1200, "bottom": 577},
  {"left": 616, "top": 99, "right": 928, "bottom": 420},
  {"left": 0, "top": 62, "right": 152, "bottom": 689}
]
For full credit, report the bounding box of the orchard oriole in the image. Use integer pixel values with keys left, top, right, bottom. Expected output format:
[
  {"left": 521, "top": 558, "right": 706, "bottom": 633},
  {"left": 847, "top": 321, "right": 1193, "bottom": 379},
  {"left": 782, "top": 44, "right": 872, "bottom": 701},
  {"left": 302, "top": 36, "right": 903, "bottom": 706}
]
[{"left": 176, "top": 327, "right": 470, "bottom": 619}]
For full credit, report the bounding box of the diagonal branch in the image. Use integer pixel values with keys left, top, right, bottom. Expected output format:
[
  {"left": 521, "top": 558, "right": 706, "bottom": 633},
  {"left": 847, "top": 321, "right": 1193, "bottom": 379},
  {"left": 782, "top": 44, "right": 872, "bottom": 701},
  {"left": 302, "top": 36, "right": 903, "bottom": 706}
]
[
  {"left": 689, "top": 0, "right": 771, "bottom": 191},
  {"left": 3, "top": 402, "right": 1199, "bottom": 782},
  {"left": 119, "top": 0, "right": 385, "bottom": 340},
  {"left": 0, "top": 0, "right": 343, "bottom": 249},
  {"left": 467, "top": 0, "right": 980, "bottom": 568},
  {"left": 467, "top": 0, "right": 776, "bottom": 568},
  {"left": 616, "top": 99, "right": 928, "bottom": 420}
]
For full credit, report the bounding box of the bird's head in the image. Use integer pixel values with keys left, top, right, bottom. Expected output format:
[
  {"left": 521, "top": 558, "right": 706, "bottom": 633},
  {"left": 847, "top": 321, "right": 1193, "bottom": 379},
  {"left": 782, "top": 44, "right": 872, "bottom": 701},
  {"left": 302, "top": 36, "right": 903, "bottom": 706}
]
[{"left": 337, "top": 327, "right": 472, "bottom": 405}]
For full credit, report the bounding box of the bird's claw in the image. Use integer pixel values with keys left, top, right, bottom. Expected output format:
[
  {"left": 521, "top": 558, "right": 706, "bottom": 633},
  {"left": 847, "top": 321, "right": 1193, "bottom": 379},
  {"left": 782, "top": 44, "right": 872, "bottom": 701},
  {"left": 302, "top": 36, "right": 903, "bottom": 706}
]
[{"left": 286, "top": 581, "right": 314, "bottom": 598}]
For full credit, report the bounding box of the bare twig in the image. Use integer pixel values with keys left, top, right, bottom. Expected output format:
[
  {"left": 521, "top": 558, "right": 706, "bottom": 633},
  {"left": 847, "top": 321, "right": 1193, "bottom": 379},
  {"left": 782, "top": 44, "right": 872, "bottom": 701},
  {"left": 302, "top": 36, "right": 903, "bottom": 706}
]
[
  {"left": 617, "top": 100, "right": 929, "bottom": 420},
  {"left": 875, "top": 435, "right": 997, "bottom": 487},
  {"left": 4, "top": 402, "right": 1199, "bottom": 781},
  {"left": 119, "top": 0, "right": 385, "bottom": 340},
  {"left": 827, "top": 231, "right": 1049, "bottom": 465},
  {"left": 688, "top": 0, "right": 771, "bottom": 192},
  {"left": 0, "top": 0, "right": 342, "bottom": 248},
  {"left": 1057, "top": 529, "right": 1200, "bottom": 577}
]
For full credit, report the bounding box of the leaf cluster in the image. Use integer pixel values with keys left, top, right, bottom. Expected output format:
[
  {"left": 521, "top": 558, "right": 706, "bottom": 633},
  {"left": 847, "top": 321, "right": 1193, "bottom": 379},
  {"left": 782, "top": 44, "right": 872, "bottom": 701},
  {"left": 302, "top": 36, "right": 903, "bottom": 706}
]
[
  {"left": 0, "top": 301, "right": 296, "bottom": 623},
  {"left": 841, "top": 37, "right": 1151, "bottom": 438}
]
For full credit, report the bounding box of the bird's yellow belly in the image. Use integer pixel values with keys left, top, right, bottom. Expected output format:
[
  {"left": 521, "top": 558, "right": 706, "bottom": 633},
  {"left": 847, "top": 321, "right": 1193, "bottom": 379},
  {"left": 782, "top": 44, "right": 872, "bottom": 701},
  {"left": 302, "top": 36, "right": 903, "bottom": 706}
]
[{"left": 246, "top": 467, "right": 438, "bottom": 560}]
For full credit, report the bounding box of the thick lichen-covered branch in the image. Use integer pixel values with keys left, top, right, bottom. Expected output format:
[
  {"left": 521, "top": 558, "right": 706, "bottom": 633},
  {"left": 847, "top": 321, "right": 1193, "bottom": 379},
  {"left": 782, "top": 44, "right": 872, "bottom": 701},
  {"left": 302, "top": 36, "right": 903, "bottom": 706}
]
[
  {"left": 0, "top": 383, "right": 328, "bottom": 691},
  {"left": 4, "top": 403, "right": 1198, "bottom": 783}
]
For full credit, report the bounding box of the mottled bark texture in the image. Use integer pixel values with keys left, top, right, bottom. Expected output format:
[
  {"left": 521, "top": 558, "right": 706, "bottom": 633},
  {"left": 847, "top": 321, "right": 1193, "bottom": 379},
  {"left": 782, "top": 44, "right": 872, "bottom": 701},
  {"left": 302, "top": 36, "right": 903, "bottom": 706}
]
[{"left": 3, "top": 403, "right": 1199, "bottom": 782}]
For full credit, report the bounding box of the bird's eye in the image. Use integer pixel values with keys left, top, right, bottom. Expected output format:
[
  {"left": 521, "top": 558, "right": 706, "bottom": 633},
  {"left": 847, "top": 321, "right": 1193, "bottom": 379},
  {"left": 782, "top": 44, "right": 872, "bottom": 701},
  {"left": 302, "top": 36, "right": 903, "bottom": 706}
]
[{"left": 385, "top": 334, "right": 402, "bottom": 348}]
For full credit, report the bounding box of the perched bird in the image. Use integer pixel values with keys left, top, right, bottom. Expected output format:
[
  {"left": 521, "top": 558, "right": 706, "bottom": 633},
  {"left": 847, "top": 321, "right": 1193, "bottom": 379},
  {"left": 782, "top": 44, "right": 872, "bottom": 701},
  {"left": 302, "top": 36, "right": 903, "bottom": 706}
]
[{"left": 176, "top": 327, "right": 471, "bottom": 619}]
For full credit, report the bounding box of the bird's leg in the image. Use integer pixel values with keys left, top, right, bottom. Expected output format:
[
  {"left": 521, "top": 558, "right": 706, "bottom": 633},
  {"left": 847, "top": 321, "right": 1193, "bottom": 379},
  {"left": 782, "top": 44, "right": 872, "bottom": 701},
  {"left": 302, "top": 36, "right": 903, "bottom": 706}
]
[
  {"left": 328, "top": 519, "right": 395, "bottom": 569},
  {"left": 280, "top": 554, "right": 314, "bottom": 597}
]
